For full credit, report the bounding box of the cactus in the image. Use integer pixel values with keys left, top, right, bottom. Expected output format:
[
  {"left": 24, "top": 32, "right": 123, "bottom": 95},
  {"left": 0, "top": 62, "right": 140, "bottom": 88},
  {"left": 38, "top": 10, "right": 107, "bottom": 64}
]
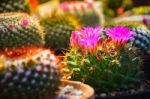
[
  {"left": 59, "top": 1, "right": 100, "bottom": 26},
  {"left": 0, "top": 49, "right": 61, "bottom": 99},
  {"left": 0, "top": 0, "right": 30, "bottom": 13},
  {"left": 0, "top": 13, "right": 44, "bottom": 51},
  {"left": 64, "top": 26, "right": 143, "bottom": 94},
  {"left": 40, "top": 16, "right": 80, "bottom": 49}
]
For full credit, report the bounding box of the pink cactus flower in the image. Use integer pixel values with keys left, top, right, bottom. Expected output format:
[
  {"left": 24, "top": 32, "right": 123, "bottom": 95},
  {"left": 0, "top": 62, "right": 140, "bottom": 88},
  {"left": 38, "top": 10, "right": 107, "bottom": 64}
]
[
  {"left": 106, "top": 26, "right": 135, "bottom": 45},
  {"left": 21, "top": 19, "right": 30, "bottom": 26},
  {"left": 70, "top": 26, "right": 103, "bottom": 50}
]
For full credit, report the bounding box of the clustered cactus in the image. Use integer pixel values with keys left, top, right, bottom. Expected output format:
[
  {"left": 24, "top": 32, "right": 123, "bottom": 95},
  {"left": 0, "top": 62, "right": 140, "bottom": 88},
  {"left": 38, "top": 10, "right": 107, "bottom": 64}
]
[
  {"left": 64, "top": 26, "right": 144, "bottom": 94},
  {"left": 0, "top": 49, "right": 61, "bottom": 99}
]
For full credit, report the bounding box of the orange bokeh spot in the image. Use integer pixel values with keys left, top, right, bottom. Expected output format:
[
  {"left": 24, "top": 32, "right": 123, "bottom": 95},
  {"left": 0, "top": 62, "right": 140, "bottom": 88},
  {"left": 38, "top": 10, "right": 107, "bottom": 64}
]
[{"left": 27, "top": 0, "right": 39, "bottom": 10}]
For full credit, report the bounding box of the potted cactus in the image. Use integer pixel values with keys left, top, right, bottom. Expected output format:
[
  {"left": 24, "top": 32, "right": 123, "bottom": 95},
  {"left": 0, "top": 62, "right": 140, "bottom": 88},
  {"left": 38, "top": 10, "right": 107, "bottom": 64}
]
[{"left": 63, "top": 26, "right": 150, "bottom": 99}]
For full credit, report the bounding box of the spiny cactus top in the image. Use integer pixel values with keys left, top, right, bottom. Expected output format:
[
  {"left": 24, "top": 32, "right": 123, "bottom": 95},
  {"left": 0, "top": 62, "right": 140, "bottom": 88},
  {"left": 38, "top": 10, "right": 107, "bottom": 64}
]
[
  {"left": 64, "top": 26, "right": 143, "bottom": 93},
  {"left": 0, "top": 13, "right": 44, "bottom": 52},
  {"left": 0, "top": 0, "right": 30, "bottom": 13},
  {"left": 0, "top": 49, "right": 61, "bottom": 99},
  {"left": 40, "top": 16, "right": 81, "bottom": 49}
]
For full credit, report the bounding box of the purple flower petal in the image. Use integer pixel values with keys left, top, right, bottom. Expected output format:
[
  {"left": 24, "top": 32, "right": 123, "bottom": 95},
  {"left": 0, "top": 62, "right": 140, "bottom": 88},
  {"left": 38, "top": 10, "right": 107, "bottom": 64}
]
[
  {"left": 106, "top": 26, "right": 135, "bottom": 45},
  {"left": 70, "top": 26, "right": 103, "bottom": 49}
]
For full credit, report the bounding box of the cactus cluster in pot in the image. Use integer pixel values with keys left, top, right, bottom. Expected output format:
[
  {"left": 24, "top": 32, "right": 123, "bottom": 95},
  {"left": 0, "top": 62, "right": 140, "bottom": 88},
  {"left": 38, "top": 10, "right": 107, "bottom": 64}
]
[{"left": 63, "top": 26, "right": 145, "bottom": 95}]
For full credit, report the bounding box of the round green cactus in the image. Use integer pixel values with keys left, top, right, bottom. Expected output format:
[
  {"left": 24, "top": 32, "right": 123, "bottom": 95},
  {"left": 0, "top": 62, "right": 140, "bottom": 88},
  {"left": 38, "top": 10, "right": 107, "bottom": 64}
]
[
  {"left": 0, "top": 49, "right": 61, "bottom": 99},
  {"left": 0, "top": 13, "right": 44, "bottom": 51},
  {"left": 40, "top": 16, "right": 80, "bottom": 49},
  {"left": 0, "top": 0, "right": 30, "bottom": 13}
]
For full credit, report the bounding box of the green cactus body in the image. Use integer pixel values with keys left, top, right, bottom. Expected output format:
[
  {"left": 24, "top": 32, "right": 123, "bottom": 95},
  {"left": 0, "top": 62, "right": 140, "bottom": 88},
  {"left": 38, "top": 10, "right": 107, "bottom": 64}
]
[
  {"left": 0, "top": 0, "right": 30, "bottom": 13},
  {"left": 40, "top": 16, "right": 80, "bottom": 49},
  {"left": 64, "top": 47, "right": 143, "bottom": 93},
  {"left": 0, "top": 50, "right": 61, "bottom": 99},
  {"left": 0, "top": 13, "right": 44, "bottom": 51}
]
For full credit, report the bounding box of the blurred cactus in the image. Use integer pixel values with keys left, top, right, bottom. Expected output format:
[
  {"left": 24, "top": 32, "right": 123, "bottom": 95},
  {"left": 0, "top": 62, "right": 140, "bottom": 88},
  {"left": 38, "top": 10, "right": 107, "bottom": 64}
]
[
  {"left": 0, "top": 0, "right": 30, "bottom": 13},
  {"left": 40, "top": 15, "right": 81, "bottom": 49},
  {"left": 0, "top": 49, "right": 61, "bottom": 99},
  {"left": 59, "top": 1, "right": 101, "bottom": 26}
]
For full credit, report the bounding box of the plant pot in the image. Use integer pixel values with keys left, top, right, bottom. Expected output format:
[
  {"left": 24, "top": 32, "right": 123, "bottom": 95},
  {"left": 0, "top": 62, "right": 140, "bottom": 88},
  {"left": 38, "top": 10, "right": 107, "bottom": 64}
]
[
  {"left": 95, "top": 89, "right": 150, "bottom": 99},
  {"left": 55, "top": 80, "right": 95, "bottom": 99}
]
